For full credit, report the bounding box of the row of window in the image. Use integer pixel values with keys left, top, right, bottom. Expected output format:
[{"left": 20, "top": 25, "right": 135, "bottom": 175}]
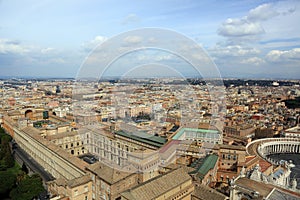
[
  {"left": 65, "top": 141, "right": 84, "bottom": 149},
  {"left": 222, "top": 154, "right": 237, "bottom": 160},
  {"left": 171, "top": 188, "right": 190, "bottom": 200}
]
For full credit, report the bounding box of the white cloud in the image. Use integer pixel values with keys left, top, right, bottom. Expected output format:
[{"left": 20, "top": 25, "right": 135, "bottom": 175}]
[
  {"left": 218, "top": 2, "right": 295, "bottom": 41},
  {"left": 0, "top": 38, "right": 30, "bottom": 54},
  {"left": 41, "top": 47, "right": 55, "bottom": 54},
  {"left": 81, "top": 36, "right": 107, "bottom": 52},
  {"left": 218, "top": 18, "right": 264, "bottom": 37},
  {"left": 266, "top": 48, "right": 300, "bottom": 62},
  {"left": 123, "top": 35, "right": 143, "bottom": 44},
  {"left": 210, "top": 45, "right": 260, "bottom": 57},
  {"left": 247, "top": 3, "right": 279, "bottom": 21},
  {"left": 241, "top": 57, "right": 265, "bottom": 66}
]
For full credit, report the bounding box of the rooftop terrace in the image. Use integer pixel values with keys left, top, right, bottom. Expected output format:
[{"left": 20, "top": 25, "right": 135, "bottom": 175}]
[{"left": 172, "top": 127, "right": 220, "bottom": 140}]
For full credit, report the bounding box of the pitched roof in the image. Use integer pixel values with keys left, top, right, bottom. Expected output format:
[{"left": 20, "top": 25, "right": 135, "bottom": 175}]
[
  {"left": 192, "top": 184, "right": 227, "bottom": 200},
  {"left": 121, "top": 167, "right": 191, "bottom": 200},
  {"left": 86, "top": 162, "right": 135, "bottom": 185},
  {"left": 190, "top": 154, "right": 218, "bottom": 179},
  {"left": 235, "top": 177, "right": 300, "bottom": 199}
]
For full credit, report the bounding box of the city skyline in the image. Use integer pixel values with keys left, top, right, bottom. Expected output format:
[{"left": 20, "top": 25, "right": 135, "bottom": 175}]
[{"left": 0, "top": 0, "right": 300, "bottom": 79}]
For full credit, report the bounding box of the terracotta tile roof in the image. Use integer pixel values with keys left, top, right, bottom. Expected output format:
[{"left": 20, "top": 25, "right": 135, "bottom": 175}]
[
  {"left": 245, "top": 155, "right": 256, "bottom": 163},
  {"left": 258, "top": 159, "right": 272, "bottom": 173}
]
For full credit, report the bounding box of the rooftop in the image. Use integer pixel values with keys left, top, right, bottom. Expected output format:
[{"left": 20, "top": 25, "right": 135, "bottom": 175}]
[
  {"left": 115, "top": 130, "right": 167, "bottom": 148},
  {"left": 190, "top": 154, "right": 218, "bottom": 179},
  {"left": 214, "top": 144, "right": 245, "bottom": 151},
  {"left": 235, "top": 177, "right": 300, "bottom": 198},
  {"left": 21, "top": 126, "right": 88, "bottom": 177},
  {"left": 121, "top": 167, "right": 191, "bottom": 200},
  {"left": 172, "top": 127, "right": 220, "bottom": 140},
  {"left": 86, "top": 162, "right": 135, "bottom": 185},
  {"left": 285, "top": 126, "right": 300, "bottom": 133},
  {"left": 192, "top": 184, "right": 227, "bottom": 200}
]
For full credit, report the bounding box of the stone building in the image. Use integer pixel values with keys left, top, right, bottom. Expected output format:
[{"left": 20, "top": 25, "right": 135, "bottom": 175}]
[
  {"left": 46, "top": 130, "right": 87, "bottom": 156},
  {"left": 230, "top": 177, "right": 300, "bottom": 200},
  {"left": 282, "top": 125, "right": 300, "bottom": 138},
  {"left": 120, "top": 167, "right": 194, "bottom": 200},
  {"left": 192, "top": 184, "right": 228, "bottom": 200},
  {"left": 172, "top": 127, "right": 222, "bottom": 145},
  {"left": 85, "top": 162, "right": 140, "bottom": 200},
  {"left": 48, "top": 175, "right": 92, "bottom": 200},
  {"left": 3, "top": 114, "right": 92, "bottom": 199},
  {"left": 213, "top": 144, "right": 246, "bottom": 182},
  {"left": 189, "top": 154, "right": 219, "bottom": 186}
]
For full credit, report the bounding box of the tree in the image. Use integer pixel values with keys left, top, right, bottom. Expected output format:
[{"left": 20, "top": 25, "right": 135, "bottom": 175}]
[
  {"left": 0, "top": 130, "right": 14, "bottom": 170},
  {"left": 10, "top": 174, "right": 45, "bottom": 200},
  {"left": 0, "top": 170, "right": 16, "bottom": 195},
  {"left": 0, "top": 145, "right": 14, "bottom": 170},
  {"left": 4, "top": 149, "right": 15, "bottom": 168}
]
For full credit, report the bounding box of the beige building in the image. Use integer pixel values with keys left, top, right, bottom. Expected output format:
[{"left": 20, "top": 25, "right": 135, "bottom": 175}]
[
  {"left": 85, "top": 162, "right": 140, "bottom": 200},
  {"left": 213, "top": 144, "right": 246, "bottom": 182},
  {"left": 46, "top": 131, "right": 87, "bottom": 156},
  {"left": 48, "top": 175, "right": 92, "bottom": 200},
  {"left": 121, "top": 167, "right": 194, "bottom": 200},
  {"left": 3, "top": 114, "right": 92, "bottom": 200}
]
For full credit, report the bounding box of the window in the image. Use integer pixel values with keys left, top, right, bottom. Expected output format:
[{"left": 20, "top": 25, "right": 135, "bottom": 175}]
[{"left": 74, "top": 190, "right": 78, "bottom": 196}]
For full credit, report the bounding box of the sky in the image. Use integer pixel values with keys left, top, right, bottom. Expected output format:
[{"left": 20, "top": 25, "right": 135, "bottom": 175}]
[{"left": 0, "top": 0, "right": 300, "bottom": 79}]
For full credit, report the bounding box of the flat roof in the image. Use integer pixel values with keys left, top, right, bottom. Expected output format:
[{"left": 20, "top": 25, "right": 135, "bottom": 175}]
[
  {"left": 115, "top": 130, "right": 167, "bottom": 148},
  {"left": 172, "top": 127, "right": 220, "bottom": 140}
]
